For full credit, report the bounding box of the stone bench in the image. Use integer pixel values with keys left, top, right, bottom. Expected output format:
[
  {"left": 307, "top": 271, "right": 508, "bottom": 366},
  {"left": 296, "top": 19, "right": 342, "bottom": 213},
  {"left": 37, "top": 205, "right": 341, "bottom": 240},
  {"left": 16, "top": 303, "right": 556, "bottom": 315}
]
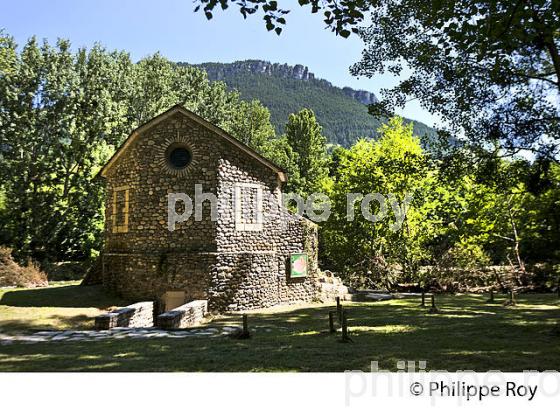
[
  {"left": 95, "top": 301, "right": 154, "bottom": 330},
  {"left": 157, "top": 300, "right": 208, "bottom": 329}
]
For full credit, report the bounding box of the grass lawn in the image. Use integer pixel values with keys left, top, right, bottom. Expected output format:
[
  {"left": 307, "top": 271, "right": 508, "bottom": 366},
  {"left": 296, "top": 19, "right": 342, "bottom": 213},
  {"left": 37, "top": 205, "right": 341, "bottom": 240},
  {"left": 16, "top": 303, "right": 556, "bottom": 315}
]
[
  {"left": 0, "top": 281, "right": 130, "bottom": 332},
  {"left": 0, "top": 283, "right": 559, "bottom": 372}
]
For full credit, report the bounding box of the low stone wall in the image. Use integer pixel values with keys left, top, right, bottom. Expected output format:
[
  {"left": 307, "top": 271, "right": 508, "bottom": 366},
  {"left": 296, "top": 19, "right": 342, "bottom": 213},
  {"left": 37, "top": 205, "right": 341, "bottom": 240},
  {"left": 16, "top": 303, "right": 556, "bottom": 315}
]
[
  {"left": 157, "top": 300, "right": 208, "bottom": 329},
  {"left": 95, "top": 301, "right": 154, "bottom": 330}
]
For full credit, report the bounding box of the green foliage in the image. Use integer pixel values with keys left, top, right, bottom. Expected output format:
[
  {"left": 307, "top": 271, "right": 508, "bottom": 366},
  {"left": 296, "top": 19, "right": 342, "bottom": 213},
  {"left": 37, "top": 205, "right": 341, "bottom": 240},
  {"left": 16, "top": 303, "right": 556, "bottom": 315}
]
[
  {"left": 321, "top": 117, "right": 560, "bottom": 288},
  {"left": 0, "top": 36, "right": 132, "bottom": 263},
  {"left": 224, "top": 99, "right": 275, "bottom": 152},
  {"left": 195, "top": 1, "right": 560, "bottom": 160},
  {"left": 284, "top": 109, "right": 329, "bottom": 195},
  {"left": 322, "top": 117, "right": 431, "bottom": 287},
  {"left": 193, "top": 63, "right": 436, "bottom": 147},
  {"left": 261, "top": 135, "right": 301, "bottom": 187},
  {"left": 0, "top": 34, "right": 280, "bottom": 264},
  {"left": 466, "top": 156, "right": 560, "bottom": 267},
  {"left": 351, "top": 1, "right": 560, "bottom": 161}
]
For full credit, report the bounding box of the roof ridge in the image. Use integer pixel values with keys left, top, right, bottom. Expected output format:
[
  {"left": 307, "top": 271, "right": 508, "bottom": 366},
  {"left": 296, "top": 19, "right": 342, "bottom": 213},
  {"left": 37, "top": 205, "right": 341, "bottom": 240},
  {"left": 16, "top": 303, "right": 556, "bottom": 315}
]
[{"left": 97, "top": 105, "right": 287, "bottom": 182}]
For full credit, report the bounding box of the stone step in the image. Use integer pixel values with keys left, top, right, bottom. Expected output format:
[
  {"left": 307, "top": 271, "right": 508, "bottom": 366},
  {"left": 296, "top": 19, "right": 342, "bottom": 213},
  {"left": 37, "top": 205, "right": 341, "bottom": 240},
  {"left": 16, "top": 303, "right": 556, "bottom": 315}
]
[
  {"left": 95, "top": 301, "right": 154, "bottom": 330},
  {"left": 157, "top": 300, "right": 208, "bottom": 329}
]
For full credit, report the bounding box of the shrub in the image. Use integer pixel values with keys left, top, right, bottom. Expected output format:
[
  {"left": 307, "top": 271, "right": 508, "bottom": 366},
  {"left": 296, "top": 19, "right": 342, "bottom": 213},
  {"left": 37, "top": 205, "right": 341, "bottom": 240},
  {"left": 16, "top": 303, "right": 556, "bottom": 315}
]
[{"left": 0, "top": 247, "right": 48, "bottom": 288}]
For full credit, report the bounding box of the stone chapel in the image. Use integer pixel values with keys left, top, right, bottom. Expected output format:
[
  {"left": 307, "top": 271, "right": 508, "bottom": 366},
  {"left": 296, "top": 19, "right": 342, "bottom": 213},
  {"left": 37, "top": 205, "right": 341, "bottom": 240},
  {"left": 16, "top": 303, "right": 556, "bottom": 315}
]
[{"left": 98, "top": 105, "right": 322, "bottom": 312}]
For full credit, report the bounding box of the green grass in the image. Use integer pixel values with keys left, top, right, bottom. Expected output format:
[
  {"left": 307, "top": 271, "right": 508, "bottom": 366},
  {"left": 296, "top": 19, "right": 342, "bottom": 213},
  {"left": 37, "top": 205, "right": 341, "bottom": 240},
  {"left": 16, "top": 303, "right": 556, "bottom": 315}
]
[
  {"left": 0, "top": 283, "right": 559, "bottom": 372},
  {"left": 0, "top": 281, "right": 130, "bottom": 332}
]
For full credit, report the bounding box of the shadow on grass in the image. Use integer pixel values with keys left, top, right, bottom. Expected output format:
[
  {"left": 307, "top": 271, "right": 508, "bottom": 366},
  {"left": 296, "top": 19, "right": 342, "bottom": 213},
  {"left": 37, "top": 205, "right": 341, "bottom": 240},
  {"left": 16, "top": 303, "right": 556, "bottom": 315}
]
[
  {"left": 0, "top": 285, "right": 128, "bottom": 308},
  {"left": 1, "top": 314, "right": 94, "bottom": 333},
  {"left": 0, "top": 294, "right": 558, "bottom": 372}
]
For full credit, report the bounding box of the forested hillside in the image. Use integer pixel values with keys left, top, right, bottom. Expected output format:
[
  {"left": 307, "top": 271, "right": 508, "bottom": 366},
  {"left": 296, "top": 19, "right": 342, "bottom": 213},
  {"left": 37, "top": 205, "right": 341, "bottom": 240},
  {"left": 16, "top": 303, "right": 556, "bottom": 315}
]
[{"left": 184, "top": 60, "right": 435, "bottom": 147}]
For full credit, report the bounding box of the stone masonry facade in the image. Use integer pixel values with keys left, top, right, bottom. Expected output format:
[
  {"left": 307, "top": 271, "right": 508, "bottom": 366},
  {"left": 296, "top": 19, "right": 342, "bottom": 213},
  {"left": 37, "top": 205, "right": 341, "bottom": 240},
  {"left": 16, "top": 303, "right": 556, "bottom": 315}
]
[{"left": 100, "top": 106, "right": 319, "bottom": 312}]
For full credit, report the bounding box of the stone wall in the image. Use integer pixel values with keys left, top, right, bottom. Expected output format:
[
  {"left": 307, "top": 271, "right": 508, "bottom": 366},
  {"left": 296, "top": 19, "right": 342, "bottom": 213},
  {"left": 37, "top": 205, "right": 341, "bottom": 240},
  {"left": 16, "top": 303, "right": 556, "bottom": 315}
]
[
  {"left": 206, "top": 212, "right": 319, "bottom": 311},
  {"left": 157, "top": 300, "right": 208, "bottom": 329},
  {"left": 95, "top": 301, "right": 154, "bottom": 330},
  {"left": 102, "top": 251, "right": 215, "bottom": 301},
  {"left": 103, "top": 111, "right": 220, "bottom": 255},
  {"left": 207, "top": 143, "right": 320, "bottom": 311},
  {"left": 102, "top": 109, "right": 319, "bottom": 312}
]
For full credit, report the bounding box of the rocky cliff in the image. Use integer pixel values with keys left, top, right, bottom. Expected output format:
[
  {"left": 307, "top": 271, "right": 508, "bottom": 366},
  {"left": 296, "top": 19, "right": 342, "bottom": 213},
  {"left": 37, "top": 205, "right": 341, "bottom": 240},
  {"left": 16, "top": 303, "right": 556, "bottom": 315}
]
[
  {"left": 179, "top": 59, "right": 434, "bottom": 147},
  {"left": 196, "top": 60, "right": 378, "bottom": 106}
]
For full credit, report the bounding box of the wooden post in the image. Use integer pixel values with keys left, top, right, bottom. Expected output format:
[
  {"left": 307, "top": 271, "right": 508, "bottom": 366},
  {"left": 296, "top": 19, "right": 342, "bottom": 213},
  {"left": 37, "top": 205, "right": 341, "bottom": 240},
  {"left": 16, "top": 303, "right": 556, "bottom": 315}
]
[
  {"left": 241, "top": 313, "right": 250, "bottom": 338},
  {"left": 341, "top": 309, "right": 351, "bottom": 342},
  {"left": 557, "top": 276, "right": 560, "bottom": 298},
  {"left": 503, "top": 289, "right": 516, "bottom": 307},
  {"left": 336, "top": 296, "right": 342, "bottom": 321},
  {"left": 428, "top": 294, "right": 439, "bottom": 314},
  {"left": 420, "top": 291, "right": 426, "bottom": 307},
  {"left": 486, "top": 289, "right": 494, "bottom": 303},
  {"left": 328, "top": 311, "right": 336, "bottom": 333}
]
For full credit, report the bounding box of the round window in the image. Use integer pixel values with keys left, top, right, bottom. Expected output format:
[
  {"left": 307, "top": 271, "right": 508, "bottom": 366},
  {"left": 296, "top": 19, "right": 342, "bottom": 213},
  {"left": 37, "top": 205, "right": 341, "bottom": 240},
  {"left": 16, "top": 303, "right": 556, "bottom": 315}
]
[{"left": 167, "top": 146, "right": 192, "bottom": 169}]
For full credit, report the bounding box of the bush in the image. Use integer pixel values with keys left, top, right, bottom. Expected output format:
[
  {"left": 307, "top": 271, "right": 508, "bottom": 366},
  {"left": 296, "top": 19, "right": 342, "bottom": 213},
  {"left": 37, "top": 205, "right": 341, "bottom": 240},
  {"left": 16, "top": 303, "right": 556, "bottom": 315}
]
[{"left": 0, "top": 247, "right": 48, "bottom": 288}]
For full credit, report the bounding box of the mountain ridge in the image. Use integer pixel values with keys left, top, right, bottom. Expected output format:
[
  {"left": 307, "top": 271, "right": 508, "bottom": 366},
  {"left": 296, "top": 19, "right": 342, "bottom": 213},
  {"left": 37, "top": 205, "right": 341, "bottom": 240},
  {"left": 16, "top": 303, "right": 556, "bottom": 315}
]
[
  {"left": 178, "top": 60, "right": 436, "bottom": 147},
  {"left": 196, "top": 60, "right": 379, "bottom": 106}
]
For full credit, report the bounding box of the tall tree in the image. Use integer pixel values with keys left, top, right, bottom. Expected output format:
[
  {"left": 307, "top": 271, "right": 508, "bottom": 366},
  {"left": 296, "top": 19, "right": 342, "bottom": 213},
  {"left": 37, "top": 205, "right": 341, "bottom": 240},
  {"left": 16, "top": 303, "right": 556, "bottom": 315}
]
[
  {"left": 284, "top": 108, "right": 329, "bottom": 195},
  {"left": 225, "top": 99, "right": 276, "bottom": 152},
  {"left": 0, "top": 37, "right": 133, "bottom": 261}
]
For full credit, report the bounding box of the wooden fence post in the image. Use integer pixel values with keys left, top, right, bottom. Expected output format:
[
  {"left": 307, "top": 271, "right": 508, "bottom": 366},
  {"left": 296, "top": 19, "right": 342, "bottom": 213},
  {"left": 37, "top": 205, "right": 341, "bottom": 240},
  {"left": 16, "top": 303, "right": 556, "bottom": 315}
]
[
  {"left": 503, "top": 289, "right": 516, "bottom": 307},
  {"left": 241, "top": 313, "right": 250, "bottom": 338},
  {"left": 420, "top": 291, "right": 426, "bottom": 307},
  {"left": 329, "top": 311, "right": 336, "bottom": 333},
  {"left": 486, "top": 289, "right": 494, "bottom": 303},
  {"left": 428, "top": 294, "right": 439, "bottom": 314},
  {"left": 341, "top": 309, "right": 351, "bottom": 342},
  {"left": 336, "top": 296, "right": 342, "bottom": 321}
]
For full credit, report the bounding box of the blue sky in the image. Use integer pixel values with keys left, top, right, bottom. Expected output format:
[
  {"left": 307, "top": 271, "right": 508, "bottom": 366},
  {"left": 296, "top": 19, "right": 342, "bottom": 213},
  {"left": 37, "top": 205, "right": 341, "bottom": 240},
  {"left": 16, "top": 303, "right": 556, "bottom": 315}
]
[{"left": 1, "top": 0, "right": 438, "bottom": 127}]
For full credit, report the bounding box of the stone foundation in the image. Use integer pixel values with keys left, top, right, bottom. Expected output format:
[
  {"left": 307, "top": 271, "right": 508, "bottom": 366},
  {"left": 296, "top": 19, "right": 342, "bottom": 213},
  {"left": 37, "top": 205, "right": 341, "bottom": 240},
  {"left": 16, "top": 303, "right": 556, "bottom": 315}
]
[
  {"left": 94, "top": 301, "right": 154, "bottom": 330},
  {"left": 157, "top": 300, "right": 208, "bottom": 329}
]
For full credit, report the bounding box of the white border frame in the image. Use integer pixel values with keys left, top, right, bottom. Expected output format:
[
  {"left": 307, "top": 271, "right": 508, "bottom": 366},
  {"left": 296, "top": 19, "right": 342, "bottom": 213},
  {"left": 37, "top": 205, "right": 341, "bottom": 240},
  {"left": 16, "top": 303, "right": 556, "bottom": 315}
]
[{"left": 234, "top": 182, "right": 263, "bottom": 232}]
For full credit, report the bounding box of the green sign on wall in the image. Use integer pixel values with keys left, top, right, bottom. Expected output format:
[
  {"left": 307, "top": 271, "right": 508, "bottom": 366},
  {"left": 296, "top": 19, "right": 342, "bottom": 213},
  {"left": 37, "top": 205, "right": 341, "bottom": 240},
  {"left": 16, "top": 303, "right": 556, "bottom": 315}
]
[{"left": 290, "top": 253, "right": 308, "bottom": 278}]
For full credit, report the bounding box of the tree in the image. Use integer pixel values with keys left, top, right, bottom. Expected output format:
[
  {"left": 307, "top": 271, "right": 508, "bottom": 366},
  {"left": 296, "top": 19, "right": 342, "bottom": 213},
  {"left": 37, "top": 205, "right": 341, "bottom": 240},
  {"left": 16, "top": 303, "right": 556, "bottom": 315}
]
[
  {"left": 195, "top": 0, "right": 560, "bottom": 161},
  {"left": 424, "top": 149, "right": 560, "bottom": 286},
  {"left": 522, "top": 160, "right": 560, "bottom": 262},
  {"left": 322, "top": 117, "right": 431, "bottom": 288},
  {"left": 0, "top": 33, "right": 281, "bottom": 263},
  {"left": 225, "top": 99, "right": 275, "bottom": 152},
  {"left": 284, "top": 108, "right": 329, "bottom": 195},
  {"left": 467, "top": 154, "right": 544, "bottom": 278},
  {"left": 0, "top": 37, "right": 134, "bottom": 261},
  {"left": 262, "top": 135, "right": 301, "bottom": 189}
]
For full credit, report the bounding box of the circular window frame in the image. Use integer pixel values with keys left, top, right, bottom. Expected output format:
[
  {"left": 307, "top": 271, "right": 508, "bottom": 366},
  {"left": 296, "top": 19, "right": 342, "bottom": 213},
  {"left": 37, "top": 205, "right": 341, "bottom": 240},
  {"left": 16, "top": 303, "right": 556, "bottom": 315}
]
[
  {"left": 165, "top": 143, "right": 193, "bottom": 170},
  {"left": 155, "top": 134, "right": 199, "bottom": 177}
]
